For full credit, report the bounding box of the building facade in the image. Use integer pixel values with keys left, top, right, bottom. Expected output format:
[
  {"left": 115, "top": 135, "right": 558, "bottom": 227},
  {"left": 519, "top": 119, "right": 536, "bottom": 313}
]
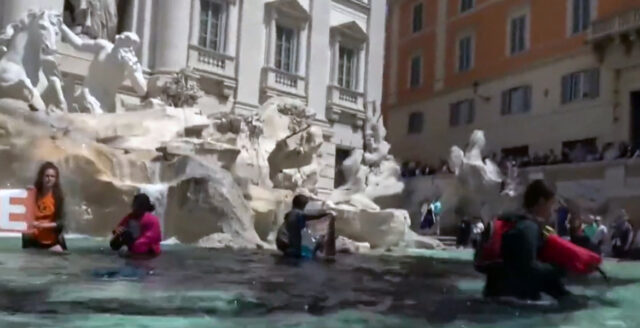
[
  {"left": 384, "top": 0, "right": 640, "bottom": 167},
  {"left": 0, "top": 0, "right": 386, "bottom": 195}
]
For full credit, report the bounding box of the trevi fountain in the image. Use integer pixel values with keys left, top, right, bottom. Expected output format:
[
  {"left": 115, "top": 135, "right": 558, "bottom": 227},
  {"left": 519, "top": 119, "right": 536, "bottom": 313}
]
[{"left": 0, "top": 8, "right": 638, "bottom": 328}]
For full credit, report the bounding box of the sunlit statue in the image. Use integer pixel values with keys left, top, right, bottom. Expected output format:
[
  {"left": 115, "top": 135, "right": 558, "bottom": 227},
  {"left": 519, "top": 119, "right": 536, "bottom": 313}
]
[
  {"left": 60, "top": 23, "right": 147, "bottom": 113},
  {"left": 0, "top": 10, "right": 64, "bottom": 112}
]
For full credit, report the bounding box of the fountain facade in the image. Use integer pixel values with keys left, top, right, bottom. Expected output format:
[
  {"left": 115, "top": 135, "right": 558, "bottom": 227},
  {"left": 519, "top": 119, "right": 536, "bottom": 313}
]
[{"left": 0, "top": 8, "right": 441, "bottom": 251}]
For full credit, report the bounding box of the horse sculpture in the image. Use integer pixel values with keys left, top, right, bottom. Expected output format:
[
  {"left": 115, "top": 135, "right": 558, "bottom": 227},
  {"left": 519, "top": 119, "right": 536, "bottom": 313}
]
[{"left": 0, "top": 10, "right": 62, "bottom": 112}]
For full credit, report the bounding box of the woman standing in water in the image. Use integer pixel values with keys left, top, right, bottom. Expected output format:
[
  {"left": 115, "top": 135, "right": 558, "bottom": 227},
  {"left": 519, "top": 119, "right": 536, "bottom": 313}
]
[{"left": 22, "top": 162, "right": 67, "bottom": 252}]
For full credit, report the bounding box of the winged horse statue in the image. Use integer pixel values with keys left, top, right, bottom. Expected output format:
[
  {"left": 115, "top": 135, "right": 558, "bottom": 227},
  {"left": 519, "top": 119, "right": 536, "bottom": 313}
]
[{"left": 0, "top": 10, "right": 64, "bottom": 112}]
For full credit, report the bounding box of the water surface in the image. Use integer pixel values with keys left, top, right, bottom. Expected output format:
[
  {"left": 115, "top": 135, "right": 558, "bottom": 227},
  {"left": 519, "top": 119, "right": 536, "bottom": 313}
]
[{"left": 0, "top": 238, "right": 638, "bottom": 327}]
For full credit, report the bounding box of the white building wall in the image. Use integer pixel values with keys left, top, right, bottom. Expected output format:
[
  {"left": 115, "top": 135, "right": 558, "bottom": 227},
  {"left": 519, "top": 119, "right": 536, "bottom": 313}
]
[{"left": 0, "top": 0, "right": 388, "bottom": 191}]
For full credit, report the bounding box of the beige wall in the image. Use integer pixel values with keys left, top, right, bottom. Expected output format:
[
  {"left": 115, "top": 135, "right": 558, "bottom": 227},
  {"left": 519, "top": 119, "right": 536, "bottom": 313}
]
[{"left": 387, "top": 43, "right": 640, "bottom": 165}]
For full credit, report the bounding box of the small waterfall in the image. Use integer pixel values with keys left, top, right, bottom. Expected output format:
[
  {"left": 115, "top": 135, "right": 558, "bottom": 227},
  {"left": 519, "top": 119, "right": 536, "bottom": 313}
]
[{"left": 138, "top": 183, "right": 170, "bottom": 235}]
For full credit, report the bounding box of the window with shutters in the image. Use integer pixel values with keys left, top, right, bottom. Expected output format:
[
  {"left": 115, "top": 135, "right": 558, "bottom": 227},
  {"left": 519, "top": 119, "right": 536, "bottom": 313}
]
[
  {"left": 502, "top": 85, "right": 532, "bottom": 115},
  {"left": 199, "top": 0, "right": 227, "bottom": 52},
  {"left": 458, "top": 35, "right": 473, "bottom": 72},
  {"left": 275, "top": 24, "right": 298, "bottom": 73},
  {"left": 509, "top": 14, "right": 528, "bottom": 55},
  {"left": 408, "top": 112, "right": 424, "bottom": 134},
  {"left": 338, "top": 46, "right": 358, "bottom": 90},
  {"left": 412, "top": 3, "right": 423, "bottom": 33},
  {"left": 410, "top": 55, "right": 422, "bottom": 88},
  {"left": 571, "top": 0, "right": 591, "bottom": 35},
  {"left": 450, "top": 99, "right": 475, "bottom": 126},
  {"left": 561, "top": 68, "right": 600, "bottom": 104},
  {"left": 460, "top": 0, "right": 475, "bottom": 13}
]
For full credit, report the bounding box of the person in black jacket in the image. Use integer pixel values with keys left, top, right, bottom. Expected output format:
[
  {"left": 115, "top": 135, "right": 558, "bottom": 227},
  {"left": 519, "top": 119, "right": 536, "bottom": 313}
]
[{"left": 499, "top": 180, "right": 570, "bottom": 301}]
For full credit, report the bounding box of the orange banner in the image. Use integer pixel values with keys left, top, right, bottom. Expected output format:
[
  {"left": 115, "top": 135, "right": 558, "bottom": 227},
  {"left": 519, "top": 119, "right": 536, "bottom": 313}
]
[{"left": 0, "top": 189, "right": 35, "bottom": 233}]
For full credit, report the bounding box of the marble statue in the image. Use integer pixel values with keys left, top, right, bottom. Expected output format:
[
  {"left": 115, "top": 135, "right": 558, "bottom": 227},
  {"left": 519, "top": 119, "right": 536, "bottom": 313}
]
[
  {"left": 331, "top": 102, "right": 404, "bottom": 204},
  {"left": 0, "top": 10, "right": 64, "bottom": 112},
  {"left": 64, "top": 0, "right": 119, "bottom": 41},
  {"left": 60, "top": 23, "right": 146, "bottom": 113},
  {"left": 441, "top": 130, "right": 520, "bottom": 222},
  {"left": 160, "top": 68, "right": 203, "bottom": 108}
]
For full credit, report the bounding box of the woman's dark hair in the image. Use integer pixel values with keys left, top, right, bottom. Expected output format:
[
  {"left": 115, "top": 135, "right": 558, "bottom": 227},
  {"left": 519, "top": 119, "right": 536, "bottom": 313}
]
[
  {"left": 133, "top": 193, "right": 156, "bottom": 213},
  {"left": 34, "top": 162, "right": 65, "bottom": 227},
  {"left": 292, "top": 194, "right": 309, "bottom": 210},
  {"left": 523, "top": 179, "right": 555, "bottom": 210}
]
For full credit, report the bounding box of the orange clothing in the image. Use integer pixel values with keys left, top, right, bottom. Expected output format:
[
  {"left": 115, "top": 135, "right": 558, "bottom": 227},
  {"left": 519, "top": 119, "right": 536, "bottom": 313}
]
[{"left": 31, "top": 192, "right": 58, "bottom": 246}]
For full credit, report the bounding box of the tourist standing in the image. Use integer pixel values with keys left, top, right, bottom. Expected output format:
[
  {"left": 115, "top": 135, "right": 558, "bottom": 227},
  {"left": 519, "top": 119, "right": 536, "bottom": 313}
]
[
  {"left": 611, "top": 212, "right": 634, "bottom": 259},
  {"left": 592, "top": 217, "right": 608, "bottom": 254},
  {"left": 22, "top": 162, "right": 67, "bottom": 252}
]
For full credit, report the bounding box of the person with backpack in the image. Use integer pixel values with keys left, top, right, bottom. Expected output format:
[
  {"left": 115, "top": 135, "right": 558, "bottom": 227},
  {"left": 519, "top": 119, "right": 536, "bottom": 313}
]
[{"left": 475, "top": 180, "right": 571, "bottom": 301}]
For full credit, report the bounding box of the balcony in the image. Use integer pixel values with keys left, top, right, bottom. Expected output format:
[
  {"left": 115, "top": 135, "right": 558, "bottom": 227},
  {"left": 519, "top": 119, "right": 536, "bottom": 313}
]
[
  {"left": 187, "top": 45, "right": 236, "bottom": 97},
  {"left": 326, "top": 85, "right": 365, "bottom": 127},
  {"left": 590, "top": 8, "right": 640, "bottom": 41},
  {"left": 261, "top": 67, "right": 307, "bottom": 100}
]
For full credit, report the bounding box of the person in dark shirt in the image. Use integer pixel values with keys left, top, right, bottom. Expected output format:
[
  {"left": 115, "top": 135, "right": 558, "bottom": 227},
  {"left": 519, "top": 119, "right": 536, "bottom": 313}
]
[
  {"left": 276, "top": 194, "right": 336, "bottom": 259},
  {"left": 499, "top": 180, "right": 570, "bottom": 301}
]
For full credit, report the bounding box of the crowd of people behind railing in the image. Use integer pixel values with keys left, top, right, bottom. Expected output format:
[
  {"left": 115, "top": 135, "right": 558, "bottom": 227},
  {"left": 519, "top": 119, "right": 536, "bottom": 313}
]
[{"left": 401, "top": 141, "right": 639, "bottom": 178}]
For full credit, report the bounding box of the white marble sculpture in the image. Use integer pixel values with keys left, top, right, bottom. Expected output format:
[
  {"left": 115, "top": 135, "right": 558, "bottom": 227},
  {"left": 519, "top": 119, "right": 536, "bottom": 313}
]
[
  {"left": 60, "top": 23, "right": 146, "bottom": 113},
  {"left": 64, "top": 0, "right": 119, "bottom": 41},
  {"left": 0, "top": 10, "right": 64, "bottom": 112},
  {"left": 442, "top": 130, "right": 520, "bottom": 221},
  {"left": 330, "top": 102, "right": 404, "bottom": 205}
]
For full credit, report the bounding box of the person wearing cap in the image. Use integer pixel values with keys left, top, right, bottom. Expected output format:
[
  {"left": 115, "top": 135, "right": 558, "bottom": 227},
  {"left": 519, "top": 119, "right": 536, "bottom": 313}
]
[{"left": 110, "top": 193, "right": 162, "bottom": 256}]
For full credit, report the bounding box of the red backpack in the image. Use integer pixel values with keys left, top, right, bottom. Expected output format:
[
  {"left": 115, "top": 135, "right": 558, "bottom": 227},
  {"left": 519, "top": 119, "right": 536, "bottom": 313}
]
[{"left": 473, "top": 218, "right": 515, "bottom": 273}]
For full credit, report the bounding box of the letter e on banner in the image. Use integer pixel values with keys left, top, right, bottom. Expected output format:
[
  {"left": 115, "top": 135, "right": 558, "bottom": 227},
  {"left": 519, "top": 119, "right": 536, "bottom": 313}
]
[{"left": 0, "top": 189, "right": 35, "bottom": 232}]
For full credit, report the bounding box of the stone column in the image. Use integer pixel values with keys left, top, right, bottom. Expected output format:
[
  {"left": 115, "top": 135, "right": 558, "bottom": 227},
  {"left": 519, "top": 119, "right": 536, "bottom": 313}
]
[
  {"left": 306, "top": 0, "right": 330, "bottom": 120},
  {"left": 226, "top": 0, "right": 239, "bottom": 57},
  {"left": 365, "top": 0, "right": 386, "bottom": 110},
  {"left": 297, "top": 24, "right": 308, "bottom": 76},
  {"left": 189, "top": 0, "right": 200, "bottom": 46},
  {"left": 234, "top": 0, "right": 266, "bottom": 113},
  {"left": 0, "top": 0, "right": 64, "bottom": 27},
  {"left": 152, "top": 0, "right": 192, "bottom": 73}
]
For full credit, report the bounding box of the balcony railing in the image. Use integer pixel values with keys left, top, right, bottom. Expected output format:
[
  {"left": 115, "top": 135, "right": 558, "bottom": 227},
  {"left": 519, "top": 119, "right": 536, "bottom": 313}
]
[
  {"left": 327, "top": 85, "right": 365, "bottom": 112},
  {"left": 187, "top": 45, "right": 235, "bottom": 80},
  {"left": 590, "top": 8, "right": 640, "bottom": 41},
  {"left": 262, "top": 67, "right": 307, "bottom": 99}
]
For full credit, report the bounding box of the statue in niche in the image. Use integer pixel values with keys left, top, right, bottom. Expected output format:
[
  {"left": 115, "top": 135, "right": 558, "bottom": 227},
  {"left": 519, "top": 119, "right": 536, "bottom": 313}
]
[
  {"left": 64, "top": 0, "right": 119, "bottom": 41},
  {"left": 60, "top": 23, "right": 147, "bottom": 114},
  {"left": 330, "top": 102, "right": 404, "bottom": 206},
  {"left": 0, "top": 10, "right": 67, "bottom": 112}
]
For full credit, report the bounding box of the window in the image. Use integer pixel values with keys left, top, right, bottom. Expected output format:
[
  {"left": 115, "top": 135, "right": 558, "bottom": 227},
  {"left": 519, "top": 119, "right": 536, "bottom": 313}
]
[
  {"left": 458, "top": 35, "right": 473, "bottom": 72},
  {"left": 408, "top": 112, "right": 423, "bottom": 134},
  {"left": 450, "top": 99, "right": 475, "bottom": 126},
  {"left": 338, "top": 46, "right": 357, "bottom": 90},
  {"left": 412, "top": 3, "right": 423, "bottom": 33},
  {"left": 410, "top": 55, "right": 422, "bottom": 88},
  {"left": 275, "top": 24, "right": 297, "bottom": 73},
  {"left": 334, "top": 148, "right": 352, "bottom": 188},
  {"left": 572, "top": 0, "right": 591, "bottom": 34},
  {"left": 561, "top": 68, "right": 599, "bottom": 104},
  {"left": 501, "top": 85, "right": 532, "bottom": 115},
  {"left": 460, "top": 0, "right": 475, "bottom": 13},
  {"left": 510, "top": 14, "right": 527, "bottom": 55},
  {"left": 199, "top": 0, "right": 226, "bottom": 51}
]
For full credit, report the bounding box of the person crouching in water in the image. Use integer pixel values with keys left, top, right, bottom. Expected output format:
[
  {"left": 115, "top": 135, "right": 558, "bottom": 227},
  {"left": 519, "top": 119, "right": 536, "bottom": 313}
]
[
  {"left": 276, "top": 194, "right": 336, "bottom": 259},
  {"left": 110, "top": 193, "right": 162, "bottom": 257},
  {"left": 22, "top": 162, "right": 67, "bottom": 252},
  {"left": 478, "top": 180, "right": 570, "bottom": 302}
]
